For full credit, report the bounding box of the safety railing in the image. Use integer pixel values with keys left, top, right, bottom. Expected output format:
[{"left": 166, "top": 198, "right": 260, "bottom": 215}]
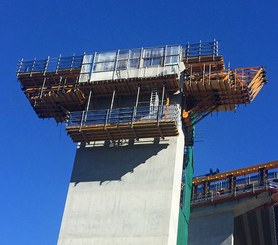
[
  {"left": 191, "top": 172, "right": 278, "bottom": 205},
  {"left": 17, "top": 40, "right": 220, "bottom": 77},
  {"left": 67, "top": 105, "right": 180, "bottom": 128},
  {"left": 191, "top": 181, "right": 278, "bottom": 205},
  {"left": 183, "top": 40, "right": 219, "bottom": 58},
  {"left": 17, "top": 55, "right": 84, "bottom": 74}
]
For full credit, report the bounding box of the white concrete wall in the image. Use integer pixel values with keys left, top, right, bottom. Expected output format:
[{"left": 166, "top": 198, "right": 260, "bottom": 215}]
[{"left": 58, "top": 129, "right": 184, "bottom": 245}]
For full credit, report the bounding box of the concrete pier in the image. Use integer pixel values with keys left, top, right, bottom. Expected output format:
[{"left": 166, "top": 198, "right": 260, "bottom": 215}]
[
  {"left": 188, "top": 192, "right": 277, "bottom": 245},
  {"left": 58, "top": 129, "right": 184, "bottom": 245}
]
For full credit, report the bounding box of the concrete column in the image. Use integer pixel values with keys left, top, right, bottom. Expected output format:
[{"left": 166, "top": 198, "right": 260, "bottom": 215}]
[
  {"left": 189, "top": 192, "right": 276, "bottom": 245},
  {"left": 188, "top": 211, "right": 234, "bottom": 245},
  {"left": 58, "top": 128, "right": 184, "bottom": 245}
]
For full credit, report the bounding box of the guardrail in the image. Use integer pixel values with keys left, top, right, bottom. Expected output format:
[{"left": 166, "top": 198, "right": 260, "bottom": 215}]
[
  {"left": 191, "top": 172, "right": 278, "bottom": 205},
  {"left": 17, "top": 55, "right": 83, "bottom": 74},
  {"left": 67, "top": 105, "right": 180, "bottom": 128},
  {"left": 182, "top": 40, "right": 219, "bottom": 58},
  {"left": 191, "top": 180, "right": 278, "bottom": 205},
  {"left": 17, "top": 40, "right": 220, "bottom": 76}
]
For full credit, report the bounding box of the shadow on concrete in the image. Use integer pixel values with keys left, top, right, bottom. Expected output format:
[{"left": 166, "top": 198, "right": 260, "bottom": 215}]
[{"left": 70, "top": 142, "right": 169, "bottom": 184}]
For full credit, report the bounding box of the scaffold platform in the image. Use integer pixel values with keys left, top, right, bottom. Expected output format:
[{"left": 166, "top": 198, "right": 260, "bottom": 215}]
[
  {"left": 66, "top": 105, "right": 180, "bottom": 142},
  {"left": 16, "top": 40, "right": 267, "bottom": 142}
]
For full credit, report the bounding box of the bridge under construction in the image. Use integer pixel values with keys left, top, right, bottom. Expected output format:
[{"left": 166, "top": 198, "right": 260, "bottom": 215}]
[
  {"left": 189, "top": 161, "right": 278, "bottom": 245},
  {"left": 17, "top": 40, "right": 268, "bottom": 245}
]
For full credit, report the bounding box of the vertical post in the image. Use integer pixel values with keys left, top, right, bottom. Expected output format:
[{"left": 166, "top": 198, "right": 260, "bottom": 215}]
[
  {"left": 70, "top": 53, "right": 75, "bottom": 72},
  {"left": 31, "top": 57, "right": 36, "bottom": 75},
  {"left": 80, "top": 111, "right": 85, "bottom": 129},
  {"left": 186, "top": 42, "right": 190, "bottom": 62},
  {"left": 164, "top": 45, "right": 167, "bottom": 71},
  {"left": 56, "top": 54, "right": 61, "bottom": 74},
  {"left": 202, "top": 181, "right": 210, "bottom": 198},
  {"left": 58, "top": 76, "right": 62, "bottom": 92},
  {"left": 178, "top": 45, "right": 182, "bottom": 67},
  {"left": 17, "top": 58, "right": 24, "bottom": 73},
  {"left": 227, "top": 62, "right": 231, "bottom": 86},
  {"left": 258, "top": 168, "right": 268, "bottom": 187},
  {"left": 131, "top": 86, "right": 140, "bottom": 127},
  {"left": 208, "top": 63, "right": 211, "bottom": 86},
  {"left": 135, "top": 86, "right": 140, "bottom": 107},
  {"left": 192, "top": 184, "right": 198, "bottom": 199},
  {"left": 160, "top": 85, "right": 165, "bottom": 107},
  {"left": 110, "top": 90, "right": 116, "bottom": 111},
  {"left": 198, "top": 40, "right": 202, "bottom": 61},
  {"left": 126, "top": 49, "right": 131, "bottom": 79},
  {"left": 63, "top": 78, "right": 67, "bottom": 93},
  {"left": 157, "top": 85, "right": 165, "bottom": 125},
  {"left": 113, "top": 50, "right": 120, "bottom": 80},
  {"left": 107, "top": 90, "right": 116, "bottom": 126},
  {"left": 39, "top": 77, "right": 47, "bottom": 99},
  {"left": 189, "top": 64, "right": 193, "bottom": 86},
  {"left": 213, "top": 38, "right": 216, "bottom": 59},
  {"left": 241, "top": 69, "right": 244, "bottom": 90},
  {"left": 202, "top": 63, "right": 205, "bottom": 86},
  {"left": 227, "top": 175, "right": 236, "bottom": 194},
  {"left": 215, "top": 39, "right": 219, "bottom": 56},
  {"left": 44, "top": 56, "right": 50, "bottom": 76},
  {"left": 104, "top": 109, "right": 109, "bottom": 129},
  {"left": 234, "top": 69, "right": 237, "bottom": 91},
  {"left": 90, "top": 52, "right": 97, "bottom": 81},
  {"left": 139, "top": 47, "right": 144, "bottom": 77},
  {"left": 84, "top": 90, "right": 92, "bottom": 123}
]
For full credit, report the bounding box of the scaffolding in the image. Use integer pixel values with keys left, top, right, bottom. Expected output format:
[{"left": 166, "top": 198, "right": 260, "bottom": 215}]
[
  {"left": 67, "top": 104, "right": 180, "bottom": 142},
  {"left": 17, "top": 39, "right": 268, "bottom": 245},
  {"left": 16, "top": 40, "right": 266, "bottom": 141}
]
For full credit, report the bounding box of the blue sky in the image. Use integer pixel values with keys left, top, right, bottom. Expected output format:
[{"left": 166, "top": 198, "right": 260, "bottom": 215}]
[{"left": 0, "top": 0, "right": 277, "bottom": 244}]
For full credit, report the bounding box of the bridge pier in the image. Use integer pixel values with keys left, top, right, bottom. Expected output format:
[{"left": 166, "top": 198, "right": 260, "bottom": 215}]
[
  {"left": 58, "top": 129, "right": 185, "bottom": 245},
  {"left": 189, "top": 192, "right": 277, "bottom": 245}
]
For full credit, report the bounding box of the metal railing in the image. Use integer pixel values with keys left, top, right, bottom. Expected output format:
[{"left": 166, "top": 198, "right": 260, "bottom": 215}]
[
  {"left": 67, "top": 105, "right": 180, "bottom": 128},
  {"left": 183, "top": 40, "right": 219, "bottom": 58},
  {"left": 17, "top": 55, "right": 84, "bottom": 74},
  {"left": 191, "top": 172, "right": 278, "bottom": 205},
  {"left": 17, "top": 40, "right": 220, "bottom": 76}
]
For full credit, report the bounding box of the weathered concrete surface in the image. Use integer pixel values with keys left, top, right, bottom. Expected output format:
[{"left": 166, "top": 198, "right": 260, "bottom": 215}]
[{"left": 58, "top": 129, "right": 184, "bottom": 245}]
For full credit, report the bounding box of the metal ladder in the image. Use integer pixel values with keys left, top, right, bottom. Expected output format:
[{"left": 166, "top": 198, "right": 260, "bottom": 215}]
[{"left": 149, "top": 88, "right": 159, "bottom": 117}]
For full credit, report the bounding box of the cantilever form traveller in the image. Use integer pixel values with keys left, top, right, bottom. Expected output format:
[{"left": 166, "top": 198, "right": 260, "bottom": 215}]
[
  {"left": 16, "top": 40, "right": 267, "bottom": 245},
  {"left": 17, "top": 40, "right": 266, "bottom": 143}
]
